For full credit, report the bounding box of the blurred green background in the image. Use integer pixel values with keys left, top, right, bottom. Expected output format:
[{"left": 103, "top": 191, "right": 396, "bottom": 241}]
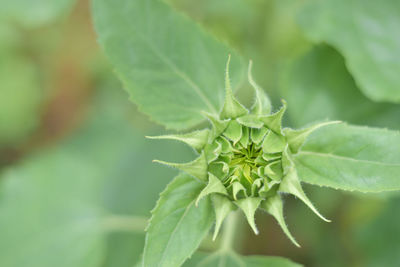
[{"left": 0, "top": 0, "right": 399, "bottom": 266}]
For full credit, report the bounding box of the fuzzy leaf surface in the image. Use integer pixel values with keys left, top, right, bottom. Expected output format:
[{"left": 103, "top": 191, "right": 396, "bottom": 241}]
[
  {"left": 282, "top": 45, "right": 400, "bottom": 130},
  {"left": 142, "top": 174, "right": 214, "bottom": 267},
  {"left": 298, "top": 0, "right": 400, "bottom": 103},
  {"left": 184, "top": 252, "right": 302, "bottom": 267},
  {"left": 295, "top": 123, "right": 400, "bottom": 192},
  {"left": 93, "top": 0, "right": 244, "bottom": 130}
]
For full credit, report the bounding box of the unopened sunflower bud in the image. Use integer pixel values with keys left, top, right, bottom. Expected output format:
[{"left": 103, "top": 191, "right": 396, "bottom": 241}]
[{"left": 149, "top": 56, "right": 340, "bottom": 247}]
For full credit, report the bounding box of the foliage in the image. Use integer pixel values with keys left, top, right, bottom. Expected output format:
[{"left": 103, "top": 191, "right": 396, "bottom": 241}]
[{"left": 0, "top": 0, "right": 400, "bottom": 266}]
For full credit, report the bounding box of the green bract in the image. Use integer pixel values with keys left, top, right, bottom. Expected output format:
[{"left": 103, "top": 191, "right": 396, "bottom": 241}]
[{"left": 150, "top": 57, "right": 340, "bottom": 247}]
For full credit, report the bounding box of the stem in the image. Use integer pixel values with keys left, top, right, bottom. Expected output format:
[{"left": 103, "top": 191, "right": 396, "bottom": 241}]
[
  {"left": 220, "top": 211, "right": 239, "bottom": 252},
  {"left": 102, "top": 215, "right": 148, "bottom": 233}
]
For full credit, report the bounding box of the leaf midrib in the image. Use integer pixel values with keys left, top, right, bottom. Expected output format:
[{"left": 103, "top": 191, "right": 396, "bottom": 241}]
[
  {"left": 298, "top": 151, "right": 400, "bottom": 167},
  {"left": 124, "top": 5, "right": 218, "bottom": 114},
  {"left": 158, "top": 199, "right": 196, "bottom": 265}
]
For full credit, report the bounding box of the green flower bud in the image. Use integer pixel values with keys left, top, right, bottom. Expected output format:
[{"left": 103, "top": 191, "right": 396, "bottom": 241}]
[{"left": 149, "top": 56, "right": 340, "bottom": 247}]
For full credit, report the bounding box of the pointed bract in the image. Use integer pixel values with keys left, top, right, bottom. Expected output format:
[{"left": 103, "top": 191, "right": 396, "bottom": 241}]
[
  {"left": 223, "top": 120, "right": 243, "bottom": 144},
  {"left": 248, "top": 61, "right": 272, "bottom": 115},
  {"left": 235, "top": 197, "right": 263, "bottom": 234},
  {"left": 284, "top": 121, "right": 342, "bottom": 154},
  {"left": 146, "top": 129, "right": 210, "bottom": 153},
  {"left": 231, "top": 181, "right": 247, "bottom": 200},
  {"left": 220, "top": 55, "right": 248, "bottom": 120},
  {"left": 259, "top": 100, "right": 287, "bottom": 134},
  {"left": 262, "top": 130, "right": 286, "bottom": 153},
  {"left": 211, "top": 194, "right": 235, "bottom": 240},
  {"left": 237, "top": 114, "right": 264, "bottom": 129},
  {"left": 279, "top": 167, "right": 330, "bottom": 222},
  {"left": 153, "top": 152, "right": 208, "bottom": 182},
  {"left": 202, "top": 111, "right": 229, "bottom": 140},
  {"left": 251, "top": 127, "right": 269, "bottom": 145},
  {"left": 196, "top": 173, "right": 228, "bottom": 206},
  {"left": 261, "top": 195, "right": 300, "bottom": 247}
]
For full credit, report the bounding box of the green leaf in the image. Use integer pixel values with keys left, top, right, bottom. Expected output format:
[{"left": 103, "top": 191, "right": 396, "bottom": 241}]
[
  {"left": 146, "top": 129, "right": 209, "bottom": 153},
  {"left": 93, "top": 0, "right": 244, "bottom": 130},
  {"left": 184, "top": 251, "right": 302, "bottom": 267},
  {"left": 142, "top": 174, "right": 214, "bottom": 267},
  {"left": 298, "top": 0, "right": 400, "bottom": 103},
  {"left": 281, "top": 45, "right": 400, "bottom": 130},
  {"left": 0, "top": 0, "right": 75, "bottom": 27},
  {"left": 0, "top": 83, "right": 196, "bottom": 267},
  {"left": 0, "top": 152, "right": 106, "bottom": 267},
  {"left": 295, "top": 123, "right": 400, "bottom": 192}
]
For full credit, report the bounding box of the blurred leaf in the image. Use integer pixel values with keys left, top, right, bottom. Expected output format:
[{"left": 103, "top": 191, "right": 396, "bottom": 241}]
[
  {"left": 0, "top": 81, "right": 194, "bottom": 267},
  {"left": 0, "top": 150, "right": 107, "bottom": 267},
  {"left": 142, "top": 174, "right": 214, "bottom": 267},
  {"left": 354, "top": 197, "right": 400, "bottom": 267},
  {"left": 0, "top": 0, "right": 75, "bottom": 27},
  {"left": 282, "top": 45, "right": 400, "bottom": 129},
  {"left": 298, "top": 0, "right": 400, "bottom": 103},
  {"left": 184, "top": 252, "right": 302, "bottom": 267},
  {"left": 92, "top": 0, "right": 245, "bottom": 130},
  {"left": 0, "top": 52, "right": 42, "bottom": 147},
  {"left": 295, "top": 123, "right": 400, "bottom": 192},
  {"left": 169, "top": 0, "right": 310, "bottom": 100}
]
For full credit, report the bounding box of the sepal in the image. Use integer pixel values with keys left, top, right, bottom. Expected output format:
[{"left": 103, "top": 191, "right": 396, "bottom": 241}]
[
  {"left": 237, "top": 115, "right": 264, "bottom": 128},
  {"left": 235, "top": 197, "right": 263, "bottom": 234},
  {"left": 284, "top": 121, "right": 341, "bottom": 154},
  {"left": 153, "top": 152, "right": 208, "bottom": 182},
  {"left": 262, "top": 130, "right": 286, "bottom": 153},
  {"left": 202, "top": 112, "right": 229, "bottom": 140},
  {"left": 211, "top": 194, "right": 236, "bottom": 240},
  {"left": 248, "top": 61, "right": 272, "bottom": 115},
  {"left": 196, "top": 173, "right": 228, "bottom": 206},
  {"left": 223, "top": 120, "right": 243, "bottom": 144},
  {"left": 146, "top": 129, "right": 209, "bottom": 153},
  {"left": 259, "top": 100, "right": 287, "bottom": 134},
  {"left": 220, "top": 55, "right": 248, "bottom": 120},
  {"left": 279, "top": 167, "right": 330, "bottom": 222},
  {"left": 261, "top": 195, "right": 300, "bottom": 247}
]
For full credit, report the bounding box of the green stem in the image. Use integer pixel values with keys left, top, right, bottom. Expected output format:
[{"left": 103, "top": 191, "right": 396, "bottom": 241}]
[
  {"left": 102, "top": 215, "right": 148, "bottom": 233},
  {"left": 220, "top": 211, "right": 239, "bottom": 252}
]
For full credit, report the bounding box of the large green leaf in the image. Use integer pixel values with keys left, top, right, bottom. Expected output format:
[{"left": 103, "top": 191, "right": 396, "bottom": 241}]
[
  {"left": 92, "top": 0, "right": 244, "bottom": 130},
  {"left": 142, "top": 174, "right": 214, "bottom": 267},
  {"left": 282, "top": 45, "right": 400, "bottom": 130},
  {"left": 184, "top": 251, "right": 302, "bottom": 267},
  {"left": 354, "top": 197, "right": 400, "bottom": 267},
  {"left": 0, "top": 150, "right": 107, "bottom": 267},
  {"left": 298, "top": 0, "right": 400, "bottom": 103},
  {"left": 294, "top": 123, "right": 400, "bottom": 192},
  {"left": 0, "top": 0, "right": 75, "bottom": 27},
  {"left": 0, "top": 83, "right": 194, "bottom": 267}
]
